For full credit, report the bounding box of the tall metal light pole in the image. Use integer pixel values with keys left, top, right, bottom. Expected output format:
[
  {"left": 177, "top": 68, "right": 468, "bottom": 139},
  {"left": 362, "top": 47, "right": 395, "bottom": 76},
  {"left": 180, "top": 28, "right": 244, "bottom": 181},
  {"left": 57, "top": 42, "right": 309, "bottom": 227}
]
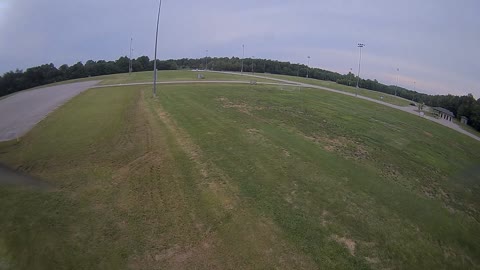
[
  {"left": 129, "top": 37, "right": 133, "bottom": 74},
  {"left": 205, "top": 50, "right": 208, "bottom": 70},
  {"left": 356, "top": 43, "right": 365, "bottom": 96},
  {"left": 413, "top": 80, "right": 416, "bottom": 101},
  {"left": 395, "top": 68, "right": 399, "bottom": 96},
  {"left": 306, "top": 56, "right": 311, "bottom": 78},
  {"left": 153, "top": 0, "right": 163, "bottom": 97},
  {"left": 241, "top": 44, "right": 245, "bottom": 73}
]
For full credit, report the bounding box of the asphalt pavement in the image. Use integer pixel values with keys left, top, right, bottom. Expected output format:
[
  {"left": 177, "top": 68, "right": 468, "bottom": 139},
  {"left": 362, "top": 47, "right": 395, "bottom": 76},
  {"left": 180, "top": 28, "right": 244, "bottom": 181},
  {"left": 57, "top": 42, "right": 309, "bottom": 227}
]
[{"left": 0, "top": 81, "right": 100, "bottom": 141}]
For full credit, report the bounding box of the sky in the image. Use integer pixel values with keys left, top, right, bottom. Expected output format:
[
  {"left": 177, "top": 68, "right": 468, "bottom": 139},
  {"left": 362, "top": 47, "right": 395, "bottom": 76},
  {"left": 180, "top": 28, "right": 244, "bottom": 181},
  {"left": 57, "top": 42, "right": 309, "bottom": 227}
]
[{"left": 0, "top": 0, "right": 478, "bottom": 97}]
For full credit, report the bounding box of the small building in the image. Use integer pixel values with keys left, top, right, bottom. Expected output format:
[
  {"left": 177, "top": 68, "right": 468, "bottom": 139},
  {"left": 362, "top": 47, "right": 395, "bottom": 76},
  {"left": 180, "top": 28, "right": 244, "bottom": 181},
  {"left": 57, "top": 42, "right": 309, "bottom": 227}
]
[
  {"left": 432, "top": 107, "right": 455, "bottom": 122},
  {"left": 461, "top": 116, "right": 469, "bottom": 125}
]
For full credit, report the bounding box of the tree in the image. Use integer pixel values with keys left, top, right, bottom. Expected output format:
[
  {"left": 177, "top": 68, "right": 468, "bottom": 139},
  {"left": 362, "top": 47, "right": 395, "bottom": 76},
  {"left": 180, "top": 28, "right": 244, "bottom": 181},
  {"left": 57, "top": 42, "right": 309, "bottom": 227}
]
[
  {"left": 67, "top": 62, "right": 86, "bottom": 79},
  {"left": 136, "top": 56, "right": 150, "bottom": 71},
  {"left": 115, "top": 57, "right": 130, "bottom": 73}
]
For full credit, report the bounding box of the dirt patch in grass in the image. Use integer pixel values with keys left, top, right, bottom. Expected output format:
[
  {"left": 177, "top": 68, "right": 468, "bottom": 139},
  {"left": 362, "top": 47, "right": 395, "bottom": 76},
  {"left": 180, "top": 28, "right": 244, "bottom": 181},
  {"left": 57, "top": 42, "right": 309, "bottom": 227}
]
[
  {"left": 423, "top": 131, "right": 433, "bottom": 137},
  {"left": 320, "top": 209, "right": 330, "bottom": 227},
  {"left": 284, "top": 181, "right": 298, "bottom": 205},
  {"left": 304, "top": 133, "right": 369, "bottom": 160},
  {"left": 365, "top": 256, "right": 380, "bottom": 264},
  {"left": 333, "top": 235, "right": 356, "bottom": 256},
  {"left": 246, "top": 128, "right": 260, "bottom": 134},
  {"left": 216, "top": 96, "right": 265, "bottom": 116},
  {"left": 146, "top": 233, "right": 222, "bottom": 269},
  {"left": 381, "top": 163, "right": 401, "bottom": 181}
]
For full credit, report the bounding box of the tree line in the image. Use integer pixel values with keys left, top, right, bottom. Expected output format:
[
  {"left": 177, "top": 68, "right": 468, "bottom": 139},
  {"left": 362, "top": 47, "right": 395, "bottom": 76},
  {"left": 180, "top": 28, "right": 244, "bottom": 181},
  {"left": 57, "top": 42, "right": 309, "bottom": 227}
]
[{"left": 1, "top": 55, "right": 479, "bottom": 131}]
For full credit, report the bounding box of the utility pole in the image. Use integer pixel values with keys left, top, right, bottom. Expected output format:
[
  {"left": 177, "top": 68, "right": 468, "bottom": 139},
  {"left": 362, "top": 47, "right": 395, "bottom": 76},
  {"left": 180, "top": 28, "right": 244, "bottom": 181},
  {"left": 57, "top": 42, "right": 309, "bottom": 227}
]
[
  {"left": 241, "top": 44, "right": 245, "bottom": 73},
  {"left": 153, "top": 0, "right": 163, "bottom": 97},
  {"left": 129, "top": 38, "right": 133, "bottom": 74},
  {"left": 395, "top": 68, "right": 399, "bottom": 96},
  {"left": 306, "top": 56, "right": 311, "bottom": 78},
  {"left": 356, "top": 43, "right": 365, "bottom": 96},
  {"left": 411, "top": 80, "right": 416, "bottom": 101}
]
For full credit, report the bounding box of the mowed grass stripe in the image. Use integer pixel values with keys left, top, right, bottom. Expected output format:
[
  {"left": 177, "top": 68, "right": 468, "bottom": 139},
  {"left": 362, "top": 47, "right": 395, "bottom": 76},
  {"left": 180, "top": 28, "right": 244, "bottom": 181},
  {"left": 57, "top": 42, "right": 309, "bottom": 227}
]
[
  {"left": 0, "top": 85, "right": 320, "bottom": 269},
  {"left": 0, "top": 83, "right": 479, "bottom": 269},
  {"left": 0, "top": 86, "right": 210, "bottom": 269},
  {"left": 155, "top": 84, "right": 480, "bottom": 269}
]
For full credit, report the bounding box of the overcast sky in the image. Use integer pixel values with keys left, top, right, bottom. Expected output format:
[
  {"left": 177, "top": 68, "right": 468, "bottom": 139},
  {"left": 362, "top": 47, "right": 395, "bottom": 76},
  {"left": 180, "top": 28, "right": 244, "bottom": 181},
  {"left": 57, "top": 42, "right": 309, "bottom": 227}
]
[{"left": 0, "top": 0, "right": 478, "bottom": 97}]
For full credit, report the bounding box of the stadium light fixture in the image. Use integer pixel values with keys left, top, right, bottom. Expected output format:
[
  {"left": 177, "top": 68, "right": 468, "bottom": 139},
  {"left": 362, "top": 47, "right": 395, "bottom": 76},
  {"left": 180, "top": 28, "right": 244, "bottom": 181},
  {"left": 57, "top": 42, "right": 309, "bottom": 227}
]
[
  {"left": 241, "top": 44, "right": 245, "bottom": 73},
  {"left": 306, "top": 56, "right": 311, "bottom": 78},
  {"left": 129, "top": 38, "right": 133, "bottom": 74},
  {"left": 356, "top": 43, "right": 365, "bottom": 96}
]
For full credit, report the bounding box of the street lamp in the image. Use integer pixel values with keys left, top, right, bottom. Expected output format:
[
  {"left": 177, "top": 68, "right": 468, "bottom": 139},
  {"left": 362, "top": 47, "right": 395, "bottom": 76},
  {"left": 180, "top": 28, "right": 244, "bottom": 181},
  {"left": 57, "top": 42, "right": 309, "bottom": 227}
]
[
  {"left": 395, "top": 68, "right": 399, "bottom": 96},
  {"left": 205, "top": 50, "right": 208, "bottom": 70},
  {"left": 241, "top": 44, "right": 245, "bottom": 73},
  {"left": 356, "top": 43, "right": 365, "bottom": 96},
  {"left": 129, "top": 37, "right": 133, "bottom": 74},
  {"left": 413, "top": 80, "right": 416, "bottom": 101},
  {"left": 153, "top": 0, "right": 163, "bottom": 97},
  {"left": 306, "top": 56, "right": 311, "bottom": 78}
]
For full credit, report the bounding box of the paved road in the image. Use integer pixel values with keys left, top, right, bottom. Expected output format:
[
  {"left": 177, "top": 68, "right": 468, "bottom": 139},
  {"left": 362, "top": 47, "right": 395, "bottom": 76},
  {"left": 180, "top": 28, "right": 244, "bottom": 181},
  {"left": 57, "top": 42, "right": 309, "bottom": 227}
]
[
  {"left": 210, "top": 71, "right": 480, "bottom": 142},
  {"left": 0, "top": 81, "right": 100, "bottom": 141}
]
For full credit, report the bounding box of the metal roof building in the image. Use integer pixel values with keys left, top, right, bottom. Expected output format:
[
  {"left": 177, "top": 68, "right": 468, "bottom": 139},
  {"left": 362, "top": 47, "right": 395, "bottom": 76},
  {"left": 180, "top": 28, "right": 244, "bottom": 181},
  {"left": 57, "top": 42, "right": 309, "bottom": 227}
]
[{"left": 432, "top": 107, "right": 455, "bottom": 122}]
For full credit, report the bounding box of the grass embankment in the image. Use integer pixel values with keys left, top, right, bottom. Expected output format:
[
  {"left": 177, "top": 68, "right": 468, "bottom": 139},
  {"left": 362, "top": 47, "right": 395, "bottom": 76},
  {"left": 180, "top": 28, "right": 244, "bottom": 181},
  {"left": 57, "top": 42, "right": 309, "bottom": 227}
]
[
  {"left": 28, "top": 70, "right": 278, "bottom": 90},
  {"left": 0, "top": 83, "right": 479, "bottom": 269},
  {"left": 241, "top": 72, "right": 412, "bottom": 107},
  {"left": 97, "top": 70, "right": 277, "bottom": 85}
]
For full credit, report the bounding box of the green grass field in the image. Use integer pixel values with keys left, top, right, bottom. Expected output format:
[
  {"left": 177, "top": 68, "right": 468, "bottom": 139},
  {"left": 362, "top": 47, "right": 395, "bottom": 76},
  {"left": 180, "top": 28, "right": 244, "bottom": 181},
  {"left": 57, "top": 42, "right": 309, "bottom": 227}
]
[
  {"left": 28, "top": 70, "right": 278, "bottom": 90},
  {"left": 0, "top": 82, "right": 479, "bottom": 269},
  {"left": 97, "top": 70, "right": 279, "bottom": 85},
  {"left": 242, "top": 73, "right": 413, "bottom": 107}
]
